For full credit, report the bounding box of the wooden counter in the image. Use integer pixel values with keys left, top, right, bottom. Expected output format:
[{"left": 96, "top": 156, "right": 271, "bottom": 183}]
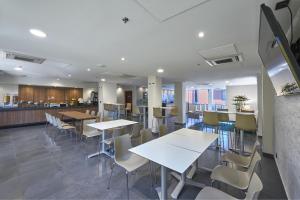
[{"left": 0, "top": 105, "right": 98, "bottom": 128}]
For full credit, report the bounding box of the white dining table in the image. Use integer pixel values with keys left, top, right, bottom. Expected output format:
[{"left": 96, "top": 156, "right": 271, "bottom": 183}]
[
  {"left": 129, "top": 128, "right": 218, "bottom": 200},
  {"left": 87, "top": 119, "right": 138, "bottom": 158}
]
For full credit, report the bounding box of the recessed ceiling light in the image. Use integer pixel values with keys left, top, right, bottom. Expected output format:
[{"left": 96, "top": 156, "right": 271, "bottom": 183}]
[
  {"left": 68, "top": 74, "right": 71, "bottom": 77},
  {"left": 87, "top": 68, "right": 91, "bottom": 72},
  {"left": 157, "top": 68, "right": 164, "bottom": 73},
  {"left": 29, "top": 29, "right": 47, "bottom": 38},
  {"left": 101, "top": 78, "right": 106, "bottom": 82},
  {"left": 209, "top": 83, "right": 213, "bottom": 86},
  {"left": 121, "top": 57, "right": 125, "bottom": 61},
  {"left": 56, "top": 78, "right": 60, "bottom": 81},
  {"left": 225, "top": 80, "right": 230, "bottom": 84},
  {"left": 198, "top": 31, "right": 204, "bottom": 38},
  {"left": 14, "top": 66, "right": 23, "bottom": 71}
]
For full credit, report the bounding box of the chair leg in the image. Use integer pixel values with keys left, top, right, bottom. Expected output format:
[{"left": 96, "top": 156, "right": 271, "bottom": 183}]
[
  {"left": 107, "top": 163, "right": 115, "bottom": 189},
  {"left": 126, "top": 171, "right": 129, "bottom": 200}
]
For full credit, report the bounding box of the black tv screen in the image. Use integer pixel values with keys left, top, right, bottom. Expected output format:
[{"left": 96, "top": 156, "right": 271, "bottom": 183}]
[{"left": 258, "top": 4, "right": 300, "bottom": 96}]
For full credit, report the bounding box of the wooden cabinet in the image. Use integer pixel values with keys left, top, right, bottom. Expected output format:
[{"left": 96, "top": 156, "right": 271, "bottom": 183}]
[{"left": 18, "top": 85, "right": 83, "bottom": 103}]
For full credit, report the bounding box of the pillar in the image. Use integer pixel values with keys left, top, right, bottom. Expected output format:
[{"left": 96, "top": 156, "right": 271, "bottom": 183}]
[
  {"left": 148, "top": 76, "right": 162, "bottom": 132},
  {"left": 98, "top": 82, "right": 117, "bottom": 117},
  {"left": 174, "top": 82, "right": 186, "bottom": 124}
]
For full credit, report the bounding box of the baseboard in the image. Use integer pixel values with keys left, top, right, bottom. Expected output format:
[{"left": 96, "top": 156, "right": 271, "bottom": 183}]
[{"left": 262, "top": 152, "right": 274, "bottom": 159}]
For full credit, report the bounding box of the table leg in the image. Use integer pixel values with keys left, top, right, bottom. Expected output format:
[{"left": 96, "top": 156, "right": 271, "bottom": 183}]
[
  {"left": 143, "top": 107, "right": 147, "bottom": 128},
  {"left": 240, "top": 130, "right": 244, "bottom": 155},
  {"left": 87, "top": 130, "right": 110, "bottom": 158},
  {"left": 156, "top": 165, "right": 167, "bottom": 200}
]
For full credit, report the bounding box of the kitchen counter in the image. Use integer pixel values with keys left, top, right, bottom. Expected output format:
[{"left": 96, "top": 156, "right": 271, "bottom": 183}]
[{"left": 0, "top": 105, "right": 98, "bottom": 128}]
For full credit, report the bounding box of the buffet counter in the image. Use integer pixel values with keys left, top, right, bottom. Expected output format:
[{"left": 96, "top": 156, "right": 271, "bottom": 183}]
[{"left": 0, "top": 105, "right": 98, "bottom": 128}]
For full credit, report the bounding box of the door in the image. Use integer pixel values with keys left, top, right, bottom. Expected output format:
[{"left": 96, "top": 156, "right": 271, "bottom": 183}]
[{"left": 125, "top": 91, "right": 132, "bottom": 111}]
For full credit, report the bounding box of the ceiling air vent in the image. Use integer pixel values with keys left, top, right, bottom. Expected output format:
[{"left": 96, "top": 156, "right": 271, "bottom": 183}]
[
  {"left": 6, "top": 52, "right": 46, "bottom": 64},
  {"left": 205, "top": 54, "right": 243, "bottom": 67},
  {"left": 120, "top": 73, "right": 137, "bottom": 79}
]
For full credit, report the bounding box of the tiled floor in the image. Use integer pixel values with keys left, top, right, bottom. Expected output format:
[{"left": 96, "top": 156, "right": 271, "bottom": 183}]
[{"left": 0, "top": 121, "right": 287, "bottom": 199}]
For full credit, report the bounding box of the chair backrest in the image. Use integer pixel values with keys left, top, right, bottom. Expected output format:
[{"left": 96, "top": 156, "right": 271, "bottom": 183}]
[
  {"left": 51, "top": 116, "right": 58, "bottom": 127},
  {"left": 203, "top": 111, "right": 219, "bottom": 126},
  {"left": 103, "top": 116, "right": 112, "bottom": 122},
  {"left": 235, "top": 114, "right": 256, "bottom": 132},
  {"left": 131, "top": 123, "right": 142, "bottom": 138},
  {"left": 90, "top": 110, "right": 96, "bottom": 116},
  {"left": 159, "top": 124, "right": 167, "bottom": 137},
  {"left": 114, "top": 134, "right": 132, "bottom": 162},
  {"left": 83, "top": 119, "right": 96, "bottom": 133},
  {"left": 55, "top": 118, "right": 63, "bottom": 129},
  {"left": 126, "top": 103, "right": 132, "bottom": 110},
  {"left": 140, "top": 129, "right": 153, "bottom": 144},
  {"left": 170, "top": 107, "right": 178, "bottom": 116},
  {"left": 217, "top": 112, "right": 229, "bottom": 122},
  {"left": 113, "top": 127, "right": 126, "bottom": 138},
  {"left": 245, "top": 173, "right": 263, "bottom": 200},
  {"left": 247, "top": 151, "right": 261, "bottom": 178},
  {"left": 241, "top": 109, "right": 255, "bottom": 113},
  {"left": 153, "top": 107, "right": 163, "bottom": 118},
  {"left": 217, "top": 108, "right": 228, "bottom": 112},
  {"left": 85, "top": 110, "right": 90, "bottom": 115},
  {"left": 132, "top": 106, "right": 140, "bottom": 115}
]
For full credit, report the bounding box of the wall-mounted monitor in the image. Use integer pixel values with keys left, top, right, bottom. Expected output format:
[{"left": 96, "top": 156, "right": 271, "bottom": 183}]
[{"left": 258, "top": 4, "right": 300, "bottom": 96}]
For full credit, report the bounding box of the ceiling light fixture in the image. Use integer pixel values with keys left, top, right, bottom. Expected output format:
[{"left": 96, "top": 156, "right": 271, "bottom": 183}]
[
  {"left": 87, "top": 68, "right": 91, "bottom": 72},
  {"left": 68, "top": 74, "right": 71, "bottom": 77},
  {"left": 56, "top": 78, "right": 60, "bottom": 81},
  {"left": 29, "top": 29, "right": 47, "bottom": 38},
  {"left": 121, "top": 57, "right": 125, "bottom": 61},
  {"left": 157, "top": 68, "right": 164, "bottom": 73},
  {"left": 14, "top": 66, "right": 23, "bottom": 71},
  {"left": 225, "top": 80, "right": 230, "bottom": 84},
  {"left": 198, "top": 31, "right": 205, "bottom": 38},
  {"left": 101, "top": 78, "right": 106, "bottom": 82}
]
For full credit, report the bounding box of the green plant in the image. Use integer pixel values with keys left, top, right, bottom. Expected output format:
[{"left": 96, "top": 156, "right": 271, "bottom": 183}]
[
  {"left": 233, "top": 95, "right": 249, "bottom": 111},
  {"left": 281, "top": 82, "right": 298, "bottom": 95}
]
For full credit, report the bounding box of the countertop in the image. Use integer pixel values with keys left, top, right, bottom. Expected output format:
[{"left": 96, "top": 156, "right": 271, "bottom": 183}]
[{"left": 0, "top": 104, "right": 97, "bottom": 112}]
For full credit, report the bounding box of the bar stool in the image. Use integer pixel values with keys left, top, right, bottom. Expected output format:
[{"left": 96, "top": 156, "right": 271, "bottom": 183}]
[
  {"left": 152, "top": 107, "right": 166, "bottom": 132},
  {"left": 203, "top": 111, "right": 223, "bottom": 150},
  {"left": 217, "top": 111, "right": 231, "bottom": 150},
  {"left": 131, "top": 106, "right": 142, "bottom": 122},
  {"left": 235, "top": 113, "right": 257, "bottom": 155},
  {"left": 168, "top": 106, "right": 178, "bottom": 123}
]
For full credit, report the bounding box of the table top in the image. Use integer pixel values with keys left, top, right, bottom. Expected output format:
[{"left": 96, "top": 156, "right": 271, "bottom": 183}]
[
  {"left": 160, "top": 128, "right": 218, "bottom": 153},
  {"left": 129, "top": 128, "right": 217, "bottom": 173},
  {"left": 104, "top": 103, "right": 124, "bottom": 106},
  {"left": 87, "top": 119, "right": 137, "bottom": 130},
  {"left": 216, "top": 111, "right": 255, "bottom": 115},
  {"left": 130, "top": 139, "right": 199, "bottom": 173},
  {"left": 59, "top": 111, "right": 96, "bottom": 120}
]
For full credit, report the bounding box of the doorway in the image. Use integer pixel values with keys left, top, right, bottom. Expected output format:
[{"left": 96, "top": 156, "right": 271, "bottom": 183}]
[{"left": 125, "top": 91, "right": 132, "bottom": 111}]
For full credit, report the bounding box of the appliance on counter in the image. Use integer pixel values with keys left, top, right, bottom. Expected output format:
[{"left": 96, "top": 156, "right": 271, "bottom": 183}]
[
  {"left": 90, "top": 91, "right": 98, "bottom": 105},
  {"left": 60, "top": 103, "right": 67, "bottom": 107},
  {"left": 49, "top": 103, "right": 60, "bottom": 108}
]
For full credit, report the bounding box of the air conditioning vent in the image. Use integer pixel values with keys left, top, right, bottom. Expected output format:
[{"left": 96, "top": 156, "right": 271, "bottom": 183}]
[
  {"left": 6, "top": 52, "right": 46, "bottom": 64},
  {"left": 204, "top": 54, "right": 243, "bottom": 67},
  {"left": 119, "top": 74, "right": 137, "bottom": 79}
]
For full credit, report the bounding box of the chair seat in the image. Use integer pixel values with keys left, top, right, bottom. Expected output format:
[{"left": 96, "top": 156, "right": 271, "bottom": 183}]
[
  {"left": 195, "top": 187, "right": 237, "bottom": 200},
  {"left": 222, "top": 152, "right": 251, "bottom": 168},
  {"left": 116, "top": 153, "right": 148, "bottom": 172},
  {"left": 211, "top": 165, "right": 251, "bottom": 190},
  {"left": 83, "top": 130, "right": 100, "bottom": 138},
  {"left": 62, "top": 125, "right": 75, "bottom": 130}
]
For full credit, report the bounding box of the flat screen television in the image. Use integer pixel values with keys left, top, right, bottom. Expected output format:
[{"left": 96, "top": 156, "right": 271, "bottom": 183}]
[{"left": 258, "top": 4, "right": 300, "bottom": 96}]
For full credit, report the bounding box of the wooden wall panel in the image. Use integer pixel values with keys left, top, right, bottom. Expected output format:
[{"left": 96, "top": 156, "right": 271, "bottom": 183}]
[
  {"left": 33, "top": 86, "right": 46, "bottom": 103},
  {"left": 19, "top": 85, "right": 34, "bottom": 102}
]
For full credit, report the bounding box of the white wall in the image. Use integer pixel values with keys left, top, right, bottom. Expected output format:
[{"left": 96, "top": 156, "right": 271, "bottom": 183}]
[
  {"left": 0, "top": 84, "right": 18, "bottom": 105},
  {"left": 116, "top": 85, "right": 138, "bottom": 107},
  {"left": 98, "top": 82, "right": 117, "bottom": 116},
  {"left": 274, "top": 95, "right": 300, "bottom": 199},
  {"left": 226, "top": 84, "right": 258, "bottom": 113}
]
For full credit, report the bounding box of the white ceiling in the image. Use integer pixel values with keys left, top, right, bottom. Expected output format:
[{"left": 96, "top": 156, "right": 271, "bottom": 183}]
[{"left": 0, "top": 0, "right": 299, "bottom": 86}]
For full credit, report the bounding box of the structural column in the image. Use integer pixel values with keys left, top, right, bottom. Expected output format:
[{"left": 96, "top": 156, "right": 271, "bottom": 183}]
[
  {"left": 174, "top": 82, "right": 186, "bottom": 124},
  {"left": 148, "top": 75, "right": 162, "bottom": 132},
  {"left": 98, "top": 82, "right": 117, "bottom": 118}
]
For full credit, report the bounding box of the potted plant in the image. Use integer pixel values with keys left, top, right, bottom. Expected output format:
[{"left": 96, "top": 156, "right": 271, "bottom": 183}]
[
  {"left": 233, "top": 95, "right": 249, "bottom": 111},
  {"left": 281, "top": 82, "right": 299, "bottom": 95}
]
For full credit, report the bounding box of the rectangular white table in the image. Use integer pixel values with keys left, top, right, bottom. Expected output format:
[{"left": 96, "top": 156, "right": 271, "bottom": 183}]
[
  {"left": 130, "top": 128, "right": 218, "bottom": 200},
  {"left": 87, "top": 119, "right": 138, "bottom": 158}
]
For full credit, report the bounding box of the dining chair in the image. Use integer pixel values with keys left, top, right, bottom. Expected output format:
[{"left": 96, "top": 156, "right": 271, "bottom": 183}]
[
  {"left": 82, "top": 119, "right": 100, "bottom": 139},
  {"left": 85, "top": 110, "right": 90, "bottom": 115},
  {"left": 211, "top": 151, "right": 261, "bottom": 190},
  {"left": 152, "top": 107, "right": 166, "bottom": 131},
  {"left": 45, "top": 112, "right": 50, "bottom": 128},
  {"left": 159, "top": 124, "right": 167, "bottom": 137},
  {"left": 131, "top": 106, "right": 142, "bottom": 122},
  {"left": 90, "top": 110, "right": 96, "bottom": 116},
  {"left": 107, "top": 134, "right": 149, "bottom": 200},
  {"left": 203, "top": 111, "right": 219, "bottom": 133},
  {"left": 195, "top": 173, "right": 263, "bottom": 200},
  {"left": 140, "top": 129, "right": 153, "bottom": 144},
  {"left": 221, "top": 141, "right": 260, "bottom": 170},
  {"left": 104, "top": 127, "right": 127, "bottom": 154},
  {"left": 235, "top": 114, "right": 257, "bottom": 154},
  {"left": 56, "top": 117, "right": 76, "bottom": 137},
  {"left": 168, "top": 106, "right": 178, "bottom": 123},
  {"left": 125, "top": 103, "right": 132, "bottom": 117}
]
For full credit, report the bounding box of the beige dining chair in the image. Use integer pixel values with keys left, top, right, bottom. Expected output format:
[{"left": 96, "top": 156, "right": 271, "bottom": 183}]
[
  {"left": 85, "top": 110, "right": 90, "bottom": 115},
  {"left": 90, "top": 110, "right": 96, "bottom": 116},
  {"left": 221, "top": 141, "right": 260, "bottom": 170},
  {"left": 107, "top": 134, "right": 149, "bottom": 200},
  {"left": 211, "top": 151, "right": 261, "bottom": 190},
  {"left": 159, "top": 124, "right": 167, "bottom": 137},
  {"left": 203, "top": 111, "right": 219, "bottom": 133},
  {"left": 140, "top": 129, "right": 153, "bottom": 144},
  {"left": 125, "top": 103, "right": 132, "bottom": 116},
  {"left": 195, "top": 173, "right": 263, "bottom": 200},
  {"left": 152, "top": 107, "right": 166, "bottom": 131},
  {"left": 56, "top": 117, "right": 76, "bottom": 138},
  {"left": 131, "top": 106, "right": 142, "bottom": 122},
  {"left": 104, "top": 127, "right": 127, "bottom": 153}
]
